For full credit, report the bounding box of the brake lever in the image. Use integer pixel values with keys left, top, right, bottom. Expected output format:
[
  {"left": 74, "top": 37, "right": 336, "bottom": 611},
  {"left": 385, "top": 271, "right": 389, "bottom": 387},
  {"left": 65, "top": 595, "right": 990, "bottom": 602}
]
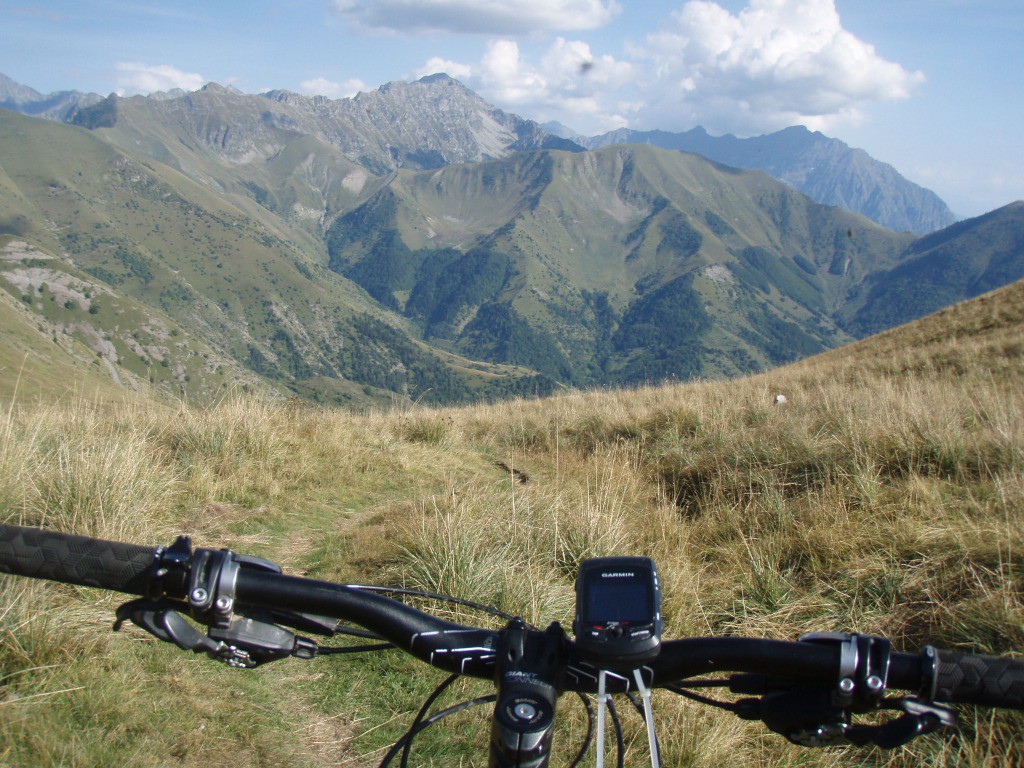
[
  {"left": 846, "top": 699, "right": 958, "bottom": 749},
  {"left": 115, "top": 597, "right": 318, "bottom": 667},
  {"left": 737, "top": 691, "right": 957, "bottom": 749},
  {"left": 115, "top": 597, "right": 238, "bottom": 660}
]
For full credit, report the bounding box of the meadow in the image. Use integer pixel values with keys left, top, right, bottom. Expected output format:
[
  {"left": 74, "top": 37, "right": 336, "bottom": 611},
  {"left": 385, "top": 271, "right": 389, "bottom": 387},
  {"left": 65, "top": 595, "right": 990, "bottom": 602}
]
[{"left": 1, "top": 281, "right": 1022, "bottom": 766}]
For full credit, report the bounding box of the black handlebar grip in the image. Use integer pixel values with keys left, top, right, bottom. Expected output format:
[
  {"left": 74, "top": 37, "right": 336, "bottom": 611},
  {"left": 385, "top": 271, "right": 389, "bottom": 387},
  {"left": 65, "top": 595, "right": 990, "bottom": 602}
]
[
  {"left": 0, "top": 524, "right": 158, "bottom": 595},
  {"left": 933, "top": 649, "right": 1024, "bottom": 710}
]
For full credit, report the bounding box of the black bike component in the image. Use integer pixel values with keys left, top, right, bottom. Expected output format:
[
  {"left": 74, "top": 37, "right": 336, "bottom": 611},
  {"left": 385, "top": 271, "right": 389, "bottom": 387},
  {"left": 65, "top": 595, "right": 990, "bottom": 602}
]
[
  {"left": 737, "top": 689, "right": 850, "bottom": 747},
  {"left": 0, "top": 524, "right": 158, "bottom": 594},
  {"left": 354, "top": 584, "right": 529, "bottom": 626},
  {"left": 572, "top": 556, "right": 662, "bottom": 670},
  {"left": 730, "top": 634, "right": 960, "bottom": 749},
  {"left": 209, "top": 609, "right": 319, "bottom": 665},
  {"left": 378, "top": 693, "right": 497, "bottom": 767},
  {"left": 184, "top": 546, "right": 280, "bottom": 630},
  {"left": 317, "top": 643, "right": 395, "bottom": 655},
  {"left": 399, "top": 673, "right": 461, "bottom": 768},
  {"left": 606, "top": 696, "right": 625, "bottom": 768},
  {"left": 667, "top": 682, "right": 743, "bottom": 714},
  {"left": 799, "top": 632, "right": 892, "bottom": 711},
  {"left": 111, "top": 539, "right": 327, "bottom": 668},
  {"left": 114, "top": 596, "right": 320, "bottom": 667},
  {"left": 928, "top": 647, "right": 1024, "bottom": 709},
  {"left": 743, "top": 692, "right": 958, "bottom": 750},
  {"left": 260, "top": 608, "right": 346, "bottom": 637},
  {"left": 114, "top": 597, "right": 222, "bottom": 654},
  {"left": 732, "top": 632, "right": 891, "bottom": 747},
  {"left": 734, "top": 691, "right": 955, "bottom": 750},
  {"left": 489, "top": 619, "right": 564, "bottom": 768},
  {"left": 5, "top": 524, "right": 1024, "bottom": 764},
  {"left": 572, "top": 692, "right": 596, "bottom": 768},
  {"left": 846, "top": 699, "right": 957, "bottom": 749},
  {"left": 232, "top": 569, "right": 501, "bottom": 679}
]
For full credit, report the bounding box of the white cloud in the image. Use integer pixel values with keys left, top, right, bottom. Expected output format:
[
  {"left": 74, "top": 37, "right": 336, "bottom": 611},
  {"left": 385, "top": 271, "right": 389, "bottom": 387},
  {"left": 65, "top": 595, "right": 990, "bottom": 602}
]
[
  {"left": 416, "top": 38, "right": 634, "bottom": 132},
  {"left": 632, "top": 0, "right": 925, "bottom": 134},
  {"left": 115, "top": 62, "right": 205, "bottom": 95},
  {"left": 298, "top": 76, "right": 368, "bottom": 99},
  {"left": 541, "top": 38, "right": 634, "bottom": 92},
  {"left": 413, "top": 58, "right": 473, "bottom": 81},
  {"left": 334, "top": 0, "right": 619, "bottom": 34}
]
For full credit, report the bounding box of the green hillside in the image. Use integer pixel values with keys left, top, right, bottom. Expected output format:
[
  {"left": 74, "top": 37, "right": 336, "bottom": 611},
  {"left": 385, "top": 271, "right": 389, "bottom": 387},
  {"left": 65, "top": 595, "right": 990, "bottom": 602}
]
[
  {"left": 2, "top": 103, "right": 1022, "bottom": 405},
  {"left": 0, "top": 259, "right": 129, "bottom": 404},
  {"left": 328, "top": 145, "right": 914, "bottom": 385},
  {"left": 844, "top": 201, "right": 1024, "bottom": 335},
  {"left": 0, "top": 110, "right": 547, "bottom": 405}
]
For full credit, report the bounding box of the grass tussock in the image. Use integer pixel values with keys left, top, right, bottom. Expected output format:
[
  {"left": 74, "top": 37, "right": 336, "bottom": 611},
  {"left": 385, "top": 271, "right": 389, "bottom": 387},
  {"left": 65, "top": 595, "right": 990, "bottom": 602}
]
[{"left": 3, "top": 284, "right": 1024, "bottom": 766}]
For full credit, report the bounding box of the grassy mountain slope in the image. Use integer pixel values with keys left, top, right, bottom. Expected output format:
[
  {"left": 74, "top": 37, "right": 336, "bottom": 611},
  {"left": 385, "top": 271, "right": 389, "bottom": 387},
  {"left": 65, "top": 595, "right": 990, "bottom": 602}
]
[
  {"left": 0, "top": 263, "right": 131, "bottom": 404},
  {"left": 0, "top": 236, "right": 260, "bottom": 403},
  {"left": 3, "top": 100, "right": 1022, "bottom": 405},
  {"left": 843, "top": 201, "right": 1024, "bottom": 336},
  {"left": 0, "top": 110, "right": 547, "bottom": 405},
  {"left": 805, "top": 277, "right": 1024, "bottom": 386},
  {"left": 328, "top": 144, "right": 914, "bottom": 385},
  {"left": 6, "top": 69, "right": 954, "bottom": 238},
  {"left": 72, "top": 86, "right": 383, "bottom": 241},
  {"left": 2, "top": 279, "right": 1021, "bottom": 767}
]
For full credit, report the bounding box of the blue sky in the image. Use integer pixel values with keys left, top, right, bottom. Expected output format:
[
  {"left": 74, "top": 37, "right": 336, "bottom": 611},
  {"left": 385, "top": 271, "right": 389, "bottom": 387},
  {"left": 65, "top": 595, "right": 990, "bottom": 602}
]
[{"left": 2, "top": 0, "right": 1021, "bottom": 218}]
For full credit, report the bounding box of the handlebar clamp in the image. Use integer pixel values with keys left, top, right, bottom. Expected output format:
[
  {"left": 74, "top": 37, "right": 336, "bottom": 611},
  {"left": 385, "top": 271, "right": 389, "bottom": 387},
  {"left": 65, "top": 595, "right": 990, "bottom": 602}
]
[
  {"left": 115, "top": 538, "right": 316, "bottom": 668},
  {"left": 799, "top": 632, "right": 892, "bottom": 711},
  {"left": 738, "top": 633, "right": 957, "bottom": 749}
]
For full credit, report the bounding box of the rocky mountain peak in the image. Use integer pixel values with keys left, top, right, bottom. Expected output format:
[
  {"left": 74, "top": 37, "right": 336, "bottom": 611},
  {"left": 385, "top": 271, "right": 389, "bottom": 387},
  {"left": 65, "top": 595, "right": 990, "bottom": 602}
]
[
  {"left": 0, "top": 72, "right": 43, "bottom": 103},
  {"left": 0, "top": 70, "right": 953, "bottom": 232}
]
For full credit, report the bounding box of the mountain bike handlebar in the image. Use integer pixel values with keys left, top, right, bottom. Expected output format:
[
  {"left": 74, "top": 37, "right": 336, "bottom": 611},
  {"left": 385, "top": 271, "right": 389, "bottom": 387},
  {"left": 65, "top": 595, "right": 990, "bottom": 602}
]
[
  {"left": 0, "top": 523, "right": 159, "bottom": 594},
  {"left": 2, "top": 523, "right": 1022, "bottom": 766}
]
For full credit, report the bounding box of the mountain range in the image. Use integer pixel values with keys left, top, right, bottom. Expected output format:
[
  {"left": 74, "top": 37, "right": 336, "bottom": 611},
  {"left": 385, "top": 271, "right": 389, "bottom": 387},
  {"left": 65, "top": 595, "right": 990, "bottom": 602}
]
[
  {"left": 0, "top": 72, "right": 1021, "bottom": 406},
  {"left": 571, "top": 125, "right": 956, "bottom": 235},
  {"left": 2, "top": 72, "right": 951, "bottom": 234}
]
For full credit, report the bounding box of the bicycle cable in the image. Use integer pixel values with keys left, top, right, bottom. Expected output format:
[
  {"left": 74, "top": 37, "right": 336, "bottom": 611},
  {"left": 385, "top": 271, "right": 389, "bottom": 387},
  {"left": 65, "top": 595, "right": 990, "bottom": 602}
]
[
  {"left": 377, "top": 692, "right": 497, "bottom": 767},
  {"left": 348, "top": 584, "right": 536, "bottom": 628}
]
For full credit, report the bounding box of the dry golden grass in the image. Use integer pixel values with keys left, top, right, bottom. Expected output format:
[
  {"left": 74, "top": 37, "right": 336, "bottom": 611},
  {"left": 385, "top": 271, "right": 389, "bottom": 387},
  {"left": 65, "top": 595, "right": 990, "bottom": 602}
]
[{"left": 2, "top": 281, "right": 1023, "bottom": 766}]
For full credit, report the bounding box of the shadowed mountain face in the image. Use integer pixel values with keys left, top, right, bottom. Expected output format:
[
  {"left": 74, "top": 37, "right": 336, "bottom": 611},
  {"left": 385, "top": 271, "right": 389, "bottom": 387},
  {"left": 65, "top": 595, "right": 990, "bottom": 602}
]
[
  {"left": 323, "top": 144, "right": 920, "bottom": 385},
  {"left": 840, "top": 201, "right": 1024, "bottom": 337}
]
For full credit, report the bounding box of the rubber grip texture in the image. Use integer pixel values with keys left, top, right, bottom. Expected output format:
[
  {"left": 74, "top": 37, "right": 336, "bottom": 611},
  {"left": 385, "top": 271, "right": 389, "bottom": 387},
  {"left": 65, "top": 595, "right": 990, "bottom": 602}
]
[
  {"left": 934, "top": 649, "right": 1024, "bottom": 710},
  {"left": 0, "top": 524, "right": 157, "bottom": 595}
]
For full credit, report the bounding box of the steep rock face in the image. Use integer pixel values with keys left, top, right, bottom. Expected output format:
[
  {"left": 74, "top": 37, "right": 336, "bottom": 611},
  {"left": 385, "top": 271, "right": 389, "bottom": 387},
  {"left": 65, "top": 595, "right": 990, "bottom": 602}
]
[
  {"left": 266, "top": 74, "right": 582, "bottom": 170},
  {"left": 584, "top": 126, "right": 956, "bottom": 235},
  {"left": 66, "top": 75, "right": 581, "bottom": 175}
]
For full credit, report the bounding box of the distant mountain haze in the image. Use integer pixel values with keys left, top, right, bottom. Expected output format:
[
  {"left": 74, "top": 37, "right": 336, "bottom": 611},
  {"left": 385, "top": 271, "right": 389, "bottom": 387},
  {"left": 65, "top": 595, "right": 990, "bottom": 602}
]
[{"left": 578, "top": 126, "right": 956, "bottom": 235}]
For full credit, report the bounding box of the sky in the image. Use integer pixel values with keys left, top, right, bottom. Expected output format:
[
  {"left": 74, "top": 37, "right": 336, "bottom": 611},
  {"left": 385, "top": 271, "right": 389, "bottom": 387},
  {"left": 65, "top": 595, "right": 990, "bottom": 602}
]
[{"left": 2, "top": 0, "right": 1022, "bottom": 218}]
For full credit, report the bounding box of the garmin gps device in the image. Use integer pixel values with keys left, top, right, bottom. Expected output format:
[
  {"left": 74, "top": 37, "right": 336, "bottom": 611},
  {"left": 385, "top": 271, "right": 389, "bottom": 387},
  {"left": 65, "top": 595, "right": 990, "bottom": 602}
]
[{"left": 573, "top": 556, "right": 663, "bottom": 669}]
